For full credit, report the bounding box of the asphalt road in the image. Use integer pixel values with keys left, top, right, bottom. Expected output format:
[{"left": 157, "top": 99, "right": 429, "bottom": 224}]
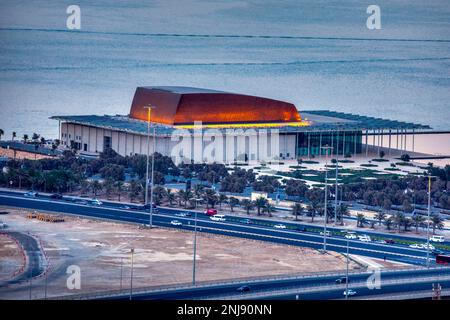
[{"left": 0, "top": 189, "right": 447, "bottom": 268}]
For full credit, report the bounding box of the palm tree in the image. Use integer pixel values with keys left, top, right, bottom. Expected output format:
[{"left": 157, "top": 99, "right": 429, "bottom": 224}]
[
  {"left": 114, "top": 180, "right": 124, "bottom": 202},
  {"left": 394, "top": 212, "right": 405, "bottom": 232},
  {"left": 91, "top": 180, "right": 102, "bottom": 197},
  {"left": 23, "top": 134, "right": 29, "bottom": 143},
  {"left": 166, "top": 189, "right": 176, "bottom": 206},
  {"left": 374, "top": 211, "right": 387, "bottom": 226},
  {"left": 104, "top": 179, "right": 115, "bottom": 200},
  {"left": 336, "top": 203, "right": 349, "bottom": 225},
  {"left": 12, "top": 131, "right": 16, "bottom": 141},
  {"left": 180, "top": 189, "right": 193, "bottom": 208},
  {"left": 307, "top": 201, "right": 320, "bottom": 223},
  {"left": 411, "top": 214, "right": 425, "bottom": 233},
  {"left": 431, "top": 214, "right": 444, "bottom": 234},
  {"left": 203, "top": 188, "right": 217, "bottom": 209},
  {"left": 228, "top": 197, "right": 239, "bottom": 212},
  {"left": 0, "top": 128, "right": 4, "bottom": 141},
  {"left": 263, "top": 202, "right": 275, "bottom": 217},
  {"left": 356, "top": 213, "right": 367, "bottom": 228},
  {"left": 291, "top": 203, "right": 302, "bottom": 221},
  {"left": 218, "top": 194, "right": 228, "bottom": 208},
  {"left": 384, "top": 216, "right": 394, "bottom": 230},
  {"left": 255, "top": 197, "right": 268, "bottom": 216},
  {"left": 240, "top": 199, "right": 254, "bottom": 215}
]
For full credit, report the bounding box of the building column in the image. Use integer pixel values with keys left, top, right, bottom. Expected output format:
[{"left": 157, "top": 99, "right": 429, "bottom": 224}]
[
  {"left": 365, "top": 130, "right": 369, "bottom": 157},
  {"left": 412, "top": 129, "right": 415, "bottom": 153},
  {"left": 319, "top": 132, "right": 322, "bottom": 158},
  {"left": 388, "top": 129, "right": 392, "bottom": 157},
  {"left": 307, "top": 132, "right": 311, "bottom": 159},
  {"left": 353, "top": 131, "right": 357, "bottom": 156},
  {"left": 342, "top": 131, "right": 346, "bottom": 157}
]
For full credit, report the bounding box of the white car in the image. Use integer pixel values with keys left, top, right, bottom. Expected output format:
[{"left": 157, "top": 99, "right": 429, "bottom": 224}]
[
  {"left": 422, "top": 243, "right": 435, "bottom": 251},
  {"left": 343, "top": 289, "right": 357, "bottom": 297},
  {"left": 24, "top": 191, "right": 38, "bottom": 197},
  {"left": 210, "top": 214, "right": 226, "bottom": 222},
  {"left": 91, "top": 198, "right": 103, "bottom": 206},
  {"left": 273, "top": 224, "right": 286, "bottom": 229},
  {"left": 409, "top": 243, "right": 423, "bottom": 249},
  {"left": 320, "top": 231, "right": 331, "bottom": 236},
  {"left": 170, "top": 220, "right": 182, "bottom": 226},
  {"left": 430, "top": 235, "right": 445, "bottom": 243},
  {"left": 358, "top": 235, "right": 371, "bottom": 242},
  {"left": 345, "top": 233, "right": 357, "bottom": 240}
]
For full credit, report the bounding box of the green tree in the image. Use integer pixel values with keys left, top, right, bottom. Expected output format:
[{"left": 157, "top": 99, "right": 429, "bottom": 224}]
[
  {"left": 291, "top": 203, "right": 303, "bottom": 221},
  {"left": 240, "top": 199, "right": 254, "bottom": 215},
  {"left": 431, "top": 214, "right": 444, "bottom": 234},
  {"left": 228, "top": 197, "right": 239, "bottom": 212},
  {"left": 114, "top": 180, "right": 124, "bottom": 202},
  {"left": 356, "top": 213, "right": 367, "bottom": 228},
  {"left": 374, "top": 211, "right": 387, "bottom": 226},
  {"left": 255, "top": 197, "right": 268, "bottom": 216},
  {"left": 166, "top": 189, "right": 176, "bottom": 206},
  {"left": 411, "top": 214, "right": 425, "bottom": 233}
]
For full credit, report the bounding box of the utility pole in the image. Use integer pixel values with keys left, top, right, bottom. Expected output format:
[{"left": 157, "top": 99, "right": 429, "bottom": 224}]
[
  {"left": 129, "top": 248, "right": 134, "bottom": 300},
  {"left": 144, "top": 105, "right": 156, "bottom": 228},
  {"left": 193, "top": 209, "right": 198, "bottom": 285},
  {"left": 345, "top": 238, "right": 349, "bottom": 300},
  {"left": 321, "top": 145, "right": 333, "bottom": 253},
  {"left": 334, "top": 144, "right": 339, "bottom": 225},
  {"left": 426, "top": 175, "right": 435, "bottom": 268}
]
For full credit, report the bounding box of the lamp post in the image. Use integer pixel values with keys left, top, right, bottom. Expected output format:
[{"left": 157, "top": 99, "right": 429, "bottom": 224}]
[
  {"left": 192, "top": 208, "right": 198, "bottom": 285},
  {"left": 144, "top": 105, "right": 156, "bottom": 228},
  {"left": 129, "top": 248, "right": 134, "bottom": 300},
  {"left": 426, "top": 175, "right": 435, "bottom": 268},
  {"left": 345, "top": 238, "right": 349, "bottom": 300},
  {"left": 321, "top": 145, "right": 333, "bottom": 253},
  {"left": 334, "top": 148, "right": 339, "bottom": 226}
]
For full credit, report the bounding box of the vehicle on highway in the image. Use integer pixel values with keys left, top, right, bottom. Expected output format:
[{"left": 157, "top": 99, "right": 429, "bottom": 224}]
[
  {"left": 236, "top": 285, "right": 251, "bottom": 293},
  {"left": 432, "top": 249, "right": 444, "bottom": 256},
  {"left": 430, "top": 235, "right": 445, "bottom": 243},
  {"left": 50, "top": 193, "right": 63, "bottom": 199},
  {"left": 24, "top": 191, "right": 38, "bottom": 198},
  {"left": 170, "top": 220, "right": 182, "bottom": 226},
  {"left": 273, "top": 224, "right": 286, "bottom": 229},
  {"left": 205, "top": 208, "right": 218, "bottom": 216},
  {"left": 385, "top": 239, "right": 395, "bottom": 244},
  {"left": 409, "top": 243, "right": 423, "bottom": 249},
  {"left": 436, "top": 254, "right": 450, "bottom": 265},
  {"left": 345, "top": 232, "right": 357, "bottom": 240},
  {"left": 77, "top": 200, "right": 89, "bottom": 205},
  {"left": 422, "top": 243, "right": 435, "bottom": 251},
  {"left": 210, "top": 214, "right": 226, "bottom": 222},
  {"left": 343, "top": 289, "right": 357, "bottom": 297},
  {"left": 320, "top": 231, "right": 331, "bottom": 236},
  {"left": 121, "top": 205, "right": 131, "bottom": 210},
  {"left": 240, "top": 219, "right": 252, "bottom": 224},
  {"left": 91, "top": 198, "right": 103, "bottom": 206},
  {"left": 358, "top": 235, "right": 371, "bottom": 242},
  {"left": 335, "top": 277, "right": 349, "bottom": 284},
  {"left": 140, "top": 203, "right": 158, "bottom": 211},
  {"left": 175, "top": 212, "right": 192, "bottom": 217}
]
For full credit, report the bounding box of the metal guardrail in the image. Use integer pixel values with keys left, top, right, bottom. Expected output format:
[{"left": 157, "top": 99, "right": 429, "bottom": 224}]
[{"left": 202, "top": 274, "right": 450, "bottom": 300}]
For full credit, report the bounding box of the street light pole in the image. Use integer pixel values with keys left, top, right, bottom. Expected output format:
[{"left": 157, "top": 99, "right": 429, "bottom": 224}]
[
  {"left": 144, "top": 105, "right": 156, "bottom": 228},
  {"left": 345, "top": 238, "right": 349, "bottom": 300},
  {"left": 426, "top": 175, "right": 434, "bottom": 268},
  {"left": 193, "top": 209, "right": 198, "bottom": 285},
  {"left": 321, "top": 145, "right": 333, "bottom": 253},
  {"left": 334, "top": 149, "right": 339, "bottom": 226},
  {"left": 129, "top": 248, "right": 134, "bottom": 300}
]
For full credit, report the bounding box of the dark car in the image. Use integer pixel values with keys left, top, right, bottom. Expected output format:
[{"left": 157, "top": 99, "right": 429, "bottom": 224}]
[
  {"left": 335, "top": 277, "right": 349, "bottom": 284},
  {"left": 385, "top": 239, "right": 395, "bottom": 244},
  {"left": 236, "top": 285, "right": 251, "bottom": 293},
  {"left": 50, "top": 193, "right": 63, "bottom": 200},
  {"left": 240, "top": 219, "right": 252, "bottom": 224},
  {"left": 139, "top": 203, "right": 158, "bottom": 211}
]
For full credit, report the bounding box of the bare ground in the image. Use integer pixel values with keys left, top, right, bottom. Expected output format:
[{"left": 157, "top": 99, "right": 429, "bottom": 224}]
[{"left": 0, "top": 207, "right": 363, "bottom": 299}]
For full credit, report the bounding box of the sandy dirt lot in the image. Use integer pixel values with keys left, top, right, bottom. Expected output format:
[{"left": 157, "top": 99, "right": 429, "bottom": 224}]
[
  {"left": 0, "top": 207, "right": 362, "bottom": 299},
  {"left": 0, "top": 233, "right": 24, "bottom": 282}
]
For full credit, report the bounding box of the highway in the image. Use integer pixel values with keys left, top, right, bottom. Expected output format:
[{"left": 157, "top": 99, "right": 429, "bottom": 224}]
[
  {"left": 55, "top": 266, "right": 450, "bottom": 300},
  {"left": 0, "top": 189, "right": 448, "bottom": 268}
]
